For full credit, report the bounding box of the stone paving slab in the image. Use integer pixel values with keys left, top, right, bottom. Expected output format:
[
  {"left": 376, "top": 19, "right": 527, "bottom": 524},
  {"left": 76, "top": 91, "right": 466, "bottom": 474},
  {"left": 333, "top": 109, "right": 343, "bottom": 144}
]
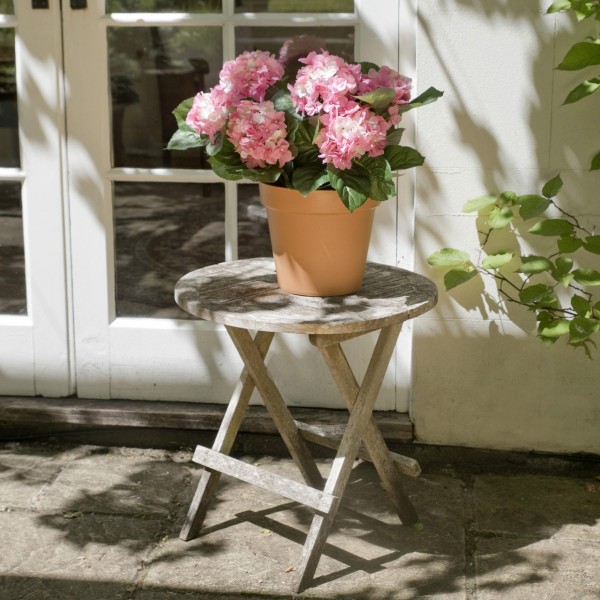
[
  {"left": 473, "top": 475, "right": 600, "bottom": 541},
  {"left": 0, "top": 442, "right": 599, "bottom": 600},
  {"left": 0, "top": 510, "right": 164, "bottom": 600},
  {"left": 143, "top": 459, "right": 466, "bottom": 599},
  {"left": 475, "top": 537, "right": 600, "bottom": 600}
]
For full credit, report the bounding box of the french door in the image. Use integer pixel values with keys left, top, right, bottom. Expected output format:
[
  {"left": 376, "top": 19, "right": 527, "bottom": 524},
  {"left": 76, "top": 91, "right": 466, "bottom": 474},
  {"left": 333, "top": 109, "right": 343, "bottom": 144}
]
[{"left": 1, "top": 0, "right": 412, "bottom": 410}]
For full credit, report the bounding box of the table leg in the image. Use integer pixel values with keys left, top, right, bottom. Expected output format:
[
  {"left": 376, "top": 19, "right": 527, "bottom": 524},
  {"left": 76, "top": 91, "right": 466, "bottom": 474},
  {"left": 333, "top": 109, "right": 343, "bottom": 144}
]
[
  {"left": 316, "top": 340, "right": 419, "bottom": 525},
  {"left": 293, "top": 323, "right": 402, "bottom": 593},
  {"left": 180, "top": 330, "right": 275, "bottom": 541},
  {"left": 225, "top": 325, "right": 323, "bottom": 490}
]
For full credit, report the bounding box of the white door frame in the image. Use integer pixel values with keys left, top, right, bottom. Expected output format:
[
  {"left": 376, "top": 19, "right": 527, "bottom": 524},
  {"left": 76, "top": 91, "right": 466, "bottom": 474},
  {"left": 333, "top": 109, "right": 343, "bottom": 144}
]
[{"left": 0, "top": 3, "right": 73, "bottom": 397}]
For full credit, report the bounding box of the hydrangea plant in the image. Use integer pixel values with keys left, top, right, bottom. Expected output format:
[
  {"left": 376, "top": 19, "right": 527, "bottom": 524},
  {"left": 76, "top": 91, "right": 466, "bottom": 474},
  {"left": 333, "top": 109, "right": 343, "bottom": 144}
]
[{"left": 168, "top": 49, "right": 442, "bottom": 212}]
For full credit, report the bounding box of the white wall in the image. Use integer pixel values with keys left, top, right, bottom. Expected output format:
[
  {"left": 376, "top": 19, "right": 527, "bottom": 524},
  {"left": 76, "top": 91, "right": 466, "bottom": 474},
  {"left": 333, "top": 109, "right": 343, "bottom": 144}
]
[{"left": 411, "top": 0, "right": 600, "bottom": 453}]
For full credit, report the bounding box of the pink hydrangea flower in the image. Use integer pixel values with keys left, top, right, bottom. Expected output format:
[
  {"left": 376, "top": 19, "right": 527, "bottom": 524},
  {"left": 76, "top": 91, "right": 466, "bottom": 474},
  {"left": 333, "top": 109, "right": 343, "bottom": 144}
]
[
  {"left": 226, "top": 100, "right": 293, "bottom": 169},
  {"left": 315, "top": 100, "right": 390, "bottom": 170},
  {"left": 185, "top": 90, "right": 229, "bottom": 143},
  {"left": 219, "top": 50, "right": 284, "bottom": 103},
  {"left": 289, "top": 50, "right": 362, "bottom": 116},
  {"left": 359, "top": 66, "right": 412, "bottom": 125}
]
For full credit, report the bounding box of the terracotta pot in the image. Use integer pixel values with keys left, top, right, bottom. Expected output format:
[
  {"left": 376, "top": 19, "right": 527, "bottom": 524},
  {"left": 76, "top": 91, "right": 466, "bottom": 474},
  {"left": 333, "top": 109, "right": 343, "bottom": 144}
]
[{"left": 259, "top": 183, "right": 378, "bottom": 296}]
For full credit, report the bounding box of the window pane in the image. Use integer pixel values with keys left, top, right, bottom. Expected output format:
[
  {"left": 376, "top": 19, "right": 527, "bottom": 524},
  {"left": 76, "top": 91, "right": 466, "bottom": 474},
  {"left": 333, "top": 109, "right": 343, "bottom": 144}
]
[
  {"left": 0, "top": 182, "right": 26, "bottom": 315},
  {"left": 237, "top": 184, "right": 271, "bottom": 260},
  {"left": 0, "top": 28, "right": 19, "bottom": 168},
  {"left": 0, "top": 1, "right": 13, "bottom": 14},
  {"left": 236, "top": 27, "right": 354, "bottom": 64},
  {"left": 235, "top": 0, "right": 353, "bottom": 12},
  {"left": 108, "top": 26, "right": 222, "bottom": 168},
  {"left": 106, "top": 0, "right": 222, "bottom": 13},
  {"left": 114, "top": 182, "right": 225, "bottom": 318}
]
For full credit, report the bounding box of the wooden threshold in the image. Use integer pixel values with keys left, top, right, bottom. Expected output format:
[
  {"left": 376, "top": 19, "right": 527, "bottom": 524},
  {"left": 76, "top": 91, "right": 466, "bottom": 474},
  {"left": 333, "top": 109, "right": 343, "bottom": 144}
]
[{"left": 0, "top": 397, "right": 413, "bottom": 443}]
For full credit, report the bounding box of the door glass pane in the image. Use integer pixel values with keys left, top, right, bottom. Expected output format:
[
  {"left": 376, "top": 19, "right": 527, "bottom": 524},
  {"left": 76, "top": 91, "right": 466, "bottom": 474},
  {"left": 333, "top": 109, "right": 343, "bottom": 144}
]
[
  {"left": 108, "top": 26, "right": 222, "bottom": 168},
  {"left": 0, "top": 28, "right": 19, "bottom": 168},
  {"left": 106, "top": 0, "right": 222, "bottom": 13},
  {"left": 235, "top": 0, "right": 353, "bottom": 12},
  {"left": 0, "top": 1, "right": 13, "bottom": 14},
  {"left": 236, "top": 26, "right": 354, "bottom": 64},
  {"left": 0, "top": 182, "right": 26, "bottom": 315},
  {"left": 237, "top": 184, "right": 271, "bottom": 260},
  {"left": 114, "top": 182, "right": 225, "bottom": 318}
]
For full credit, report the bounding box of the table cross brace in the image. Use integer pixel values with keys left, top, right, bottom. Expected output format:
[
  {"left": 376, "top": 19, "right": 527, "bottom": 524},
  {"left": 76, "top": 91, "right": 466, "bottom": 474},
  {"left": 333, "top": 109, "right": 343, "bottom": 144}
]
[{"left": 180, "top": 321, "right": 419, "bottom": 593}]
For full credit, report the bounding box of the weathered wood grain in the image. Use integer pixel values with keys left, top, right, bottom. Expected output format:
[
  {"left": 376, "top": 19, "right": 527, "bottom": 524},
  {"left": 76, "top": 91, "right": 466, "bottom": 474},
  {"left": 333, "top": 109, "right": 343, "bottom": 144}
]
[
  {"left": 175, "top": 258, "right": 438, "bottom": 334},
  {"left": 192, "top": 446, "right": 336, "bottom": 514},
  {"left": 0, "top": 397, "right": 414, "bottom": 442},
  {"left": 295, "top": 421, "right": 420, "bottom": 478}
]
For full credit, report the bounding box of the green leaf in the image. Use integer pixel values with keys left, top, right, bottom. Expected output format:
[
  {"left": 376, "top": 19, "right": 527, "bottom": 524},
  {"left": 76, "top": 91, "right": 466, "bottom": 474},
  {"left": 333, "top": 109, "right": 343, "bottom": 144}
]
[
  {"left": 427, "top": 248, "right": 471, "bottom": 267},
  {"left": 271, "top": 88, "right": 295, "bottom": 113},
  {"left": 546, "top": 0, "right": 572, "bottom": 14},
  {"left": 482, "top": 252, "right": 514, "bottom": 269},
  {"left": 541, "top": 173, "right": 563, "bottom": 198},
  {"left": 569, "top": 316, "right": 600, "bottom": 344},
  {"left": 519, "top": 283, "right": 555, "bottom": 305},
  {"left": 572, "top": 268, "right": 600, "bottom": 286},
  {"left": 386, "top": 127, "right": 405, "bottom": 146},
  {"left": 555, "top": 256, "right": 574, "bottom": 274},
  {"left": 359, "top": 61, "right": 379, "bottom": 74},
  {"left": 498, "top": 191, "right": 518, "bottom": 206},
  {"left": 172, "top": 97, "right": 193, "bottom": 127},
  {"left": 356, "top": 87, "right": 396, "bottom": 113},
  {"left": 358, "top": 156, "right": 396, "bottom": 201},
  {"left": 583, "top": 235, "right": 600, "bottom": 254},
  {"left": 517, "top": 255, "right": 553, "bottom": 274},
  {"left": 557, "top": 41, "right": 600, "bottom": 70},
  {"left": 166, "top": 127, "right": 205, "bottom": 151},
  {"left": 572, "top": 294, "right": 591, "bottom": 317},
  {"left": 591, "top": 150, "right": 600, "bottom": 171},
  {"left": 290, "top": 119, "right": 320, "bottom": 165},
  {"left": 462, "top": 195, "right": 497, "bottom": 213},
  {"left": 327, "top": 165, "right": 371, "bottom": 212},
  {"left": 397, "top": 87, "right": 444, "bottom": 113},
  {"left": 557, "top": 235, "right": 583, "bottom": 253},
  {"left": 539, "top": 318, "right": 570, "bottom": 338},
  {"left": 518, "top": 195, "right": 551, "bottom": 220},
  {"left": 563, "top": 77, "right": 600, "bottom": 104},
  {"left": 444, "top": 267, "right": 478, "bottom": 290},
  {"left": 292, "top": 166, "right": 329, "bottom": 195},
  {"left": 487, "top": 206, "right": 514, "bottom": 229},
  {"left": 593, "top": 301, "right": 600, "bottom": 319},
  {"left": 384, "top": 145, "right": 425, "bottom": 170},
  {"left": 529, "top": 218, "right": 574, "bottom": 236}
]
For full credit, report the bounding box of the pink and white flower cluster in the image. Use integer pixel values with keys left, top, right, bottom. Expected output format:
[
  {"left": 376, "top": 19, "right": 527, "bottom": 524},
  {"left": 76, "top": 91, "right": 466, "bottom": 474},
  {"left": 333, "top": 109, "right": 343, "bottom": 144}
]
[
  {"left": 185, "top": 48, "right": 413, "bottom": 172},
  {"left": 289, "top": 51, "right": 411, "bottom": 169},
  {"left": 186, "top": 50, "right": 291, "bottom": 167}
]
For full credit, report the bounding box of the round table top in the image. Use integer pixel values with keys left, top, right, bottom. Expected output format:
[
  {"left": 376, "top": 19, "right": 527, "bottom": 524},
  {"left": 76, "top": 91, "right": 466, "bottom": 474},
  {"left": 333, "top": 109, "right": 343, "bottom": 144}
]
[{"left": 175, "top": 258, "right": 438, "bottom": 335}]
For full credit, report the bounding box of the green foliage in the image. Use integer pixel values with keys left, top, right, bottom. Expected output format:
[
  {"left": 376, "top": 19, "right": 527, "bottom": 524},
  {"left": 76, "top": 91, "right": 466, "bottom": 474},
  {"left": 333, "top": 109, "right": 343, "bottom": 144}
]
[
  {"left": 166, "top": 63, "right": 443, "bottom": 212},
  {"left": 428, "top": 175, "right": 600, "bottom": 353},
  {"left": 549, "top": 0, "right": 600, "bottom": 170},
  {"left": 428, "top": 1, "right": 600, "bottom": 354}
]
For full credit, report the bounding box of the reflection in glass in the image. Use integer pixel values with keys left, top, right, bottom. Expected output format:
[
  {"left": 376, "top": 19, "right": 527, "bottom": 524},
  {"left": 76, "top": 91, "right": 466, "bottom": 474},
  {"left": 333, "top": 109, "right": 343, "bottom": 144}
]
[
  {"left": 236, "top": 27, "right": 354, "bottom": 64},
  {"left": 0, "top": 182, "right": 26, "bottom": 315},
  {"left": 108, "top": 26, "right": 222, "bottom": 168},
  {"left": 237, "top": 185, "right": 272, "bottom": 260},
  {"left": 0, "top": 28, "right": 19, "bottom": 168},
  {"left": 0, "top": 1, "right": 14, "bottom": 15},
  {"left": 106, "top": 0, "right": 222, "bottom": 13},
  {"left": 235, "top": 0, "right": 353, "bottom": 12},
  {"left": 113, "top": 182, "right": 225, "bottom": 318}
]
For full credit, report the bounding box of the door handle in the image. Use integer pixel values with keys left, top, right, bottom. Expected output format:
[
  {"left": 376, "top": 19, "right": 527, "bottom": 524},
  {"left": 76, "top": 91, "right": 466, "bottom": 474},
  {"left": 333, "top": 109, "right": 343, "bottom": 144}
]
[{"left": 71, "top": 0, "right": 87, "bottom": 7}]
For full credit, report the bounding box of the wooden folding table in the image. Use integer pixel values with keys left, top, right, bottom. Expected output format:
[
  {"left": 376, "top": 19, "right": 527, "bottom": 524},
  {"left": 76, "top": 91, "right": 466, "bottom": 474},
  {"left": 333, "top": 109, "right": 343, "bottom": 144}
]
[{"left": 174, "top": 258, "right": 437, "bottom": 592}]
